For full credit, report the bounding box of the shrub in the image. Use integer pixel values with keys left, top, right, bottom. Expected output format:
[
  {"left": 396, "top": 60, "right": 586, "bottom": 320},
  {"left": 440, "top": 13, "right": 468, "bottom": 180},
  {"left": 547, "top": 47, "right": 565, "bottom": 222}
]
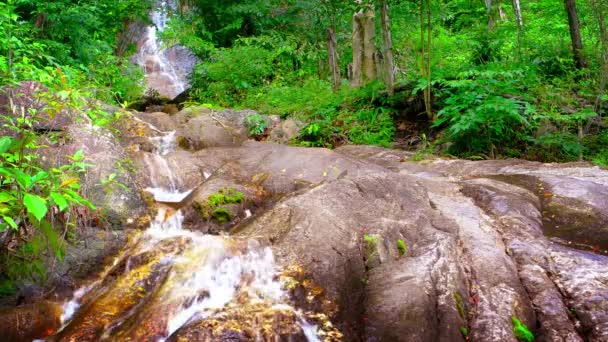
[
  {"left": 0, "top": 104, "right": 94, "bottom": 287},
  {"left": 245, "top": 113, "right": 269, "bottom": 137}
]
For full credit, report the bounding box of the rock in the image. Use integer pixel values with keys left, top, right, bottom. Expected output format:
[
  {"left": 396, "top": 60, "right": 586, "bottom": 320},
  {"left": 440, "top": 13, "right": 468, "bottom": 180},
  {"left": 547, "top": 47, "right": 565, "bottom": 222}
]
[
  {"left": 269, "top": 118, "right": 304, "bottom": 144},
  {"left": 25, "top": 113, "right": 608, "bottom": 342},
  {"left": 0, "top": 81, "right": 73, "bottom": 132},
  {"left": 39, "top": 123, "right": 147, "bottom": 227},
  {"left": 136, "top": 111, "right": 177, "bottom": 131},
  {"left": 0, "top": 301, "right": 62, "bottom": 341},
  {"left": 193, "top": 141, "right": 382, "bottom": 195},
  {"left": 175, "top": 110, "right": 248, "bottom": 150}
]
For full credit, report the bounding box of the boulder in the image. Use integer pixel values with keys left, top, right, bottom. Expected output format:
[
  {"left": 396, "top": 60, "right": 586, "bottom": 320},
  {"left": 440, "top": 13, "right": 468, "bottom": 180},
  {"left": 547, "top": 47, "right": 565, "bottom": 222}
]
[
  {"left": 268, "top": 118, "right": 304, "bottom": 144},
  {"left": 39, "top": 123, "right": 147, "bottom": 227}
]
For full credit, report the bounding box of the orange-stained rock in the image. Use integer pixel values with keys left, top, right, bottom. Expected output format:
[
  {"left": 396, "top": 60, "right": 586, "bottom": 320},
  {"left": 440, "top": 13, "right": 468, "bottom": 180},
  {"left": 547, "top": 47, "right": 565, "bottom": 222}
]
[{"left": 0, "top": 301, "right": 62, "bottom": 341}]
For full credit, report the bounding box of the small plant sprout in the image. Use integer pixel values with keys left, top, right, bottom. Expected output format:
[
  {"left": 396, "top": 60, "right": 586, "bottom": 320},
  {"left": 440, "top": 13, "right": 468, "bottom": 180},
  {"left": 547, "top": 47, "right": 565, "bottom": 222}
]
[
  {"left": 459, "top": 326, "right": 468, "bottom": 338},
  {"left": 397, "top": 239, "right": 407, "bottom": 256},
  {"left": 512, "top": 316, "right": 534, "bottom": 342}
]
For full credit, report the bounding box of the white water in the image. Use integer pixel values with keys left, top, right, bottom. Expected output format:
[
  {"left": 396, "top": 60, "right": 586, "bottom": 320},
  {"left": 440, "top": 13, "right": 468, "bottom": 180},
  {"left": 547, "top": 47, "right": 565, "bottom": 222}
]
[
  {"left": 135, "top": 0, "right": 186, "bottom": 98},
  {"left": 56, "top": 118, "right": 321, "bottom": 340}
]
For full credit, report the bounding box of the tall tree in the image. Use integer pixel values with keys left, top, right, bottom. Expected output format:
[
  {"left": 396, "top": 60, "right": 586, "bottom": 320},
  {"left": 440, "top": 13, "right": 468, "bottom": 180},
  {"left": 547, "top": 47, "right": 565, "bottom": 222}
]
[
  {"left": 327, "top": 27, "right": 341, "bottom": 91},
  {"left": 351, "top": 3, "right": 377, "bottom": 86},
  {"left": 563, "top": 0, "right": 588, "bottom": 69},
  {"left": 379, "top": 0, "right": 395, "bottom": 95},
  {"left": 512, "top": 0, "right": 523, "bottom": 29}
]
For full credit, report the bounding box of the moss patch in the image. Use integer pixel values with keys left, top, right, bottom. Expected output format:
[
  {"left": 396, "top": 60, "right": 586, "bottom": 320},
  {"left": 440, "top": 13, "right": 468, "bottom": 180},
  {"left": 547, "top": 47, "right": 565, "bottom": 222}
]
[{"left": 193, "top": 188, "right": 245, "bottom": 223}]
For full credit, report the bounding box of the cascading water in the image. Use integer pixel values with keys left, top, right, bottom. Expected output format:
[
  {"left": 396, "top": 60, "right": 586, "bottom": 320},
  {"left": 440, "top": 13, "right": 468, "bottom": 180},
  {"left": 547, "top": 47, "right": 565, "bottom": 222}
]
[
  {"left": 48, "top": 120, "right": 324, "bottom": 341},
  {"left": 135, "top": 0, "right": 190, "bottom": 99}
]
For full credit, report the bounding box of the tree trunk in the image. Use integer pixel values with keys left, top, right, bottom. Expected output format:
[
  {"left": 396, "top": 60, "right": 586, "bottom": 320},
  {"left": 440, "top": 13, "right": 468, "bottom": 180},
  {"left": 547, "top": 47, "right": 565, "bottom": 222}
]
[
  {"left": 351, "top": 11, "right": 363, "bottom": 87},
  {"left": 498, "top": 1, "right": 507, "bottom": 21},
  {"left": 512, "top": 0, "right": 523, "bottom": 28},
  {"left": 563, "top": 0, "right": 588, "bottom": 69},
  {"left": 379, "top": 0, "right": 395, "bottom": 96},
  {"left": 351, "top": 7, "right": 377, "bottom": 87},
  {"left": 485, "top": 0, "right": 495, "bottom": 29},
  {"left": 326, "top": 28, "right": 341, "bottom": 91}
]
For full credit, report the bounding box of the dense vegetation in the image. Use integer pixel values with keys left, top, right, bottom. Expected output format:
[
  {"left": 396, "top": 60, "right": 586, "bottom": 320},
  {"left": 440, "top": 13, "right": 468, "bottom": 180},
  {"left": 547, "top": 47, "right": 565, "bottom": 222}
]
[
  {"left": 166, "top": 0, "right": 608, "bottom": 162},
  {"left": 0, "top": 0, "right": 150, "bottom": 293}
]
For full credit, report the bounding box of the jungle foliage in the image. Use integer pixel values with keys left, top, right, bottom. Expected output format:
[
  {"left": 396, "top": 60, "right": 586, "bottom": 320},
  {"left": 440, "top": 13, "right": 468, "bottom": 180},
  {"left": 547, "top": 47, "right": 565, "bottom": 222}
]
[
  {"left": 0, "top": 0, "right": 150, "bottom": 291},
  {"left": 169, "top": 0, "right": 608, "bottom": 163}
]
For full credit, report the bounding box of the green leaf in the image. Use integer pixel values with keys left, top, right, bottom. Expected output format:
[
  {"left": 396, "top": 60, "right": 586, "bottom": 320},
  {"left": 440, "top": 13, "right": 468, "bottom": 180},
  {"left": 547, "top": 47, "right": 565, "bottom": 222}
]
[
  {"left": 0, "top": 192, "right": 16, "bottom": 203},
  {"left": 23, "top": 193, "right": 47, "bottom": 221},
  {"left": 0, "top": 136, "right": 13, "bottom": 154},
  {"left": 50, "top": 192, "right": 68, "bottom": 211},
  {"left": 2, "top": 216, "right": 17, "bottom": 230}
]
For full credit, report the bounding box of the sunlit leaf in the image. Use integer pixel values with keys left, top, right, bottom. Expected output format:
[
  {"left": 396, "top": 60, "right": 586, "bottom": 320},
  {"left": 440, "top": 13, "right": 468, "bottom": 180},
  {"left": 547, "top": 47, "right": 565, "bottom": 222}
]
[{"left": 24, "top": 193, "right": 47, "bottom": 221}]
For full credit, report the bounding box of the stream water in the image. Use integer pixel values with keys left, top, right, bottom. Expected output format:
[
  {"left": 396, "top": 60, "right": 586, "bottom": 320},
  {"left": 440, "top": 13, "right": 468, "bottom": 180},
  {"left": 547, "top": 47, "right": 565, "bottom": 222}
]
[{"left": 48, "top": 121, "right": 321, "bottom": 340}]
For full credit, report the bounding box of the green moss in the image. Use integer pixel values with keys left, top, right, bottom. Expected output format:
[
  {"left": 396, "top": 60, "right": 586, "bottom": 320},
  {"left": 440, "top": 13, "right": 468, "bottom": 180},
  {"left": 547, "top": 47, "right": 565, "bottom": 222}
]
[
  {"left": 363, "top": 234, "right": 380, "bottom": 269},
  {"left": 211, "top": 208, "right": 232, "bottom": 222},
  {"left": 193, "top": 188, "right": 244, "bottom": 223},
  {"left": 207, "top": 188, "right": 244, "bottom": 206},
  {"left": 512, "top": 316, "right": 534, "bottom": 342}
]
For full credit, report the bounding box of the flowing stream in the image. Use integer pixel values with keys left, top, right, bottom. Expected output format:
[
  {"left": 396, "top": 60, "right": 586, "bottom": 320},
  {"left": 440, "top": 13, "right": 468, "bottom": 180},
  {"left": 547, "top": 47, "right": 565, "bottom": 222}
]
[{"left": 49, "top": 121, "right": 321, "bottom": 340}]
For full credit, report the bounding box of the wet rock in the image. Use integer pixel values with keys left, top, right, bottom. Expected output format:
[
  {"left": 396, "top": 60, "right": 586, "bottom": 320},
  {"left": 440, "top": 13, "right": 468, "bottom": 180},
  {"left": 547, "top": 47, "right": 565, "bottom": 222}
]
[
  {"left": 0, "top": 301, "right": 62, "bottom": 341},
  {"left": 167, "top": 303, "right": 309, "bottom": 342},
  {"left": 136, "top": 111, "right": 178, "bottom": 131}
]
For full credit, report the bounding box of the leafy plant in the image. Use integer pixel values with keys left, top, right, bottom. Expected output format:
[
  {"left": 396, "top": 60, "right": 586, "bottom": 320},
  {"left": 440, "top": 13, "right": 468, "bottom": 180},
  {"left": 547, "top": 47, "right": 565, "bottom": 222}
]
[
  {"left": 96, "top": 172, "right": 129, "bottom": 196},
  {"left": 434, "top": 71, "right": 536, "bottom": 158},
  {"left": 245, "top": 113, "right": 269, "bottom": 137},
  {"left": 0, "top": 103, "right": 95, "bottom": 286},
  {"left": 512, "top": 316, "right": 534, "bottom": 342},
  {"left": 459, "top": 326, "right": 468, "bottom": 338}
]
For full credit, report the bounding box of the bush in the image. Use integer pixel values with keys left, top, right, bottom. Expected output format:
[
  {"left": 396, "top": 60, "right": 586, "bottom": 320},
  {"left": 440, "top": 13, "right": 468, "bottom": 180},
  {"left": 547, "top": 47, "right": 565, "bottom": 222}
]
[
  {"left": 245, "top": 113, "right": 269, "bottom": 137},
  {"left": 434, "top": 73, "right": 536, "bottom": 158},
  {"left": 0, "top": 103, "right": 95, "bottom": 288}
]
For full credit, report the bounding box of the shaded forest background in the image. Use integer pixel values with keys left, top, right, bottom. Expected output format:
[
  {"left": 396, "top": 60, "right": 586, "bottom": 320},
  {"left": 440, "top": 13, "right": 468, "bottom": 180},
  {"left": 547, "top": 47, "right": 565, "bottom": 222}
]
[{"left": 3, "top": 0, "right": 608, "bottom": 162}]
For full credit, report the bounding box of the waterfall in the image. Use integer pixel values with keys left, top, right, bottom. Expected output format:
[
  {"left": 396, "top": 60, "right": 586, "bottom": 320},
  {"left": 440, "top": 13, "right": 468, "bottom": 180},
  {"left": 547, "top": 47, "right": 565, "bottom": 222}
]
[{"left": 134, "top": 0, "right": 189, "bottom": 99}]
